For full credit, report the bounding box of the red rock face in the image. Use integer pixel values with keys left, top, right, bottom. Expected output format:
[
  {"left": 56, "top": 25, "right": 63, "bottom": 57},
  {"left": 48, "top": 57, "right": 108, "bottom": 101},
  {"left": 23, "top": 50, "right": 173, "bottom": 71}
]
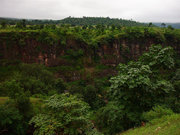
[
  {"left": 0, "top": 32, "right": 179, "bottom": 81},
  {"left": 0, "top": 36, "right": 179, "bottom": 67}
]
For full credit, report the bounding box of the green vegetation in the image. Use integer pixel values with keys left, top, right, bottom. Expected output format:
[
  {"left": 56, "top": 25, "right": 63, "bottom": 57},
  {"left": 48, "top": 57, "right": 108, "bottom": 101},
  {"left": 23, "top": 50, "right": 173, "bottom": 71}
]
[
  {"left": 29, "top": 94, "right": 101, "bottom": 135},
  {"left": 0, "top": 17, "right": 146, "bottom": 26},
  {"left": 59, "top": 17, "right": 147, "bottom": 26},
  {"left": 94, "top": 45, "right": 180, "bottom": 134},
  {"left": 0, "top": 21, "right": 180, "bottom": 135},
  {"left": 0, "top": 97, "right": 42, "bottom": 105},
  {"left": 122, "top": 113, "right": 180, "bottom": 135}
]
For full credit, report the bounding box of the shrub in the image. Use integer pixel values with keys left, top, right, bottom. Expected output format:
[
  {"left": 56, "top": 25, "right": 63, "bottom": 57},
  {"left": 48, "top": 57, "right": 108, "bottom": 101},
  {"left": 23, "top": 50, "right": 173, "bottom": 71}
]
[
  {"left": 0, "top": 104, "right": 23, "bottom": 135},
  {"left": 143, "top": 105, "right": 174, "bottom": 122},
  {"left": 95, "top": 102, "right": 125, "bottom": 135},
  {"left": 30, "top": 94, "right": 101, "bottom": 135}
]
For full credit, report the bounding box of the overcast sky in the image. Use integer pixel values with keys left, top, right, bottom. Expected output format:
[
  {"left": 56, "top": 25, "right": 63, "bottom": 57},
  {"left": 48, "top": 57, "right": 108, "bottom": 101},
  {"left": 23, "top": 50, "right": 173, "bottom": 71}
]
[{"left": 0, "top": 0, "right": 180, "bottom": 22}]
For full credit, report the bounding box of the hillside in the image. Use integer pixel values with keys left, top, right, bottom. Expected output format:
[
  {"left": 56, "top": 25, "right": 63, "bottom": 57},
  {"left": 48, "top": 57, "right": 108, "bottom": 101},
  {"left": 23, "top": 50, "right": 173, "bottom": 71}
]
[
  {"left": 2, "top": 17, "right": 180, "bottom": 29},
  {"left": 0, "top": 17, "right": 59, "bottom": 25},
  {"left": 59, "top": 17, "right": 147, "bottom": 26},
  {"left": 0, "top": 26, "right": 180, "bottom": 81},
  {"left": 0, "top": 24, "right": 180, "bottom": 135},
  {"left": 121, "top": 114, "right": 180, "bottom": 135},
  {"left": 153, "top": 22, "right": 180, "bottom": 29},
  {"left": 0, "top": 17, "right": 147, "bottom": 26}
]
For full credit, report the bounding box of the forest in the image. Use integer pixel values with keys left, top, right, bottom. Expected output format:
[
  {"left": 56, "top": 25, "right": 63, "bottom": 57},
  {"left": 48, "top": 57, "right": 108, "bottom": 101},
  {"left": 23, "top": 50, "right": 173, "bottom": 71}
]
[
  {"left": 0, "top": 19, "right": 180, "bottom": 135},
  {"left": 2, "top": 17, "right": 180, "bottom": 29},
  {"left": 0, "top": 17, "right": 146, "bottom": 26}
]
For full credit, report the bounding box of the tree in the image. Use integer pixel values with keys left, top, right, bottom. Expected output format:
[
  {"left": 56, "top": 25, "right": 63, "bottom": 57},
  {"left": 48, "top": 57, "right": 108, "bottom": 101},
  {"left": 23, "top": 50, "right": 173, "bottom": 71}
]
[
  {"left": 161, "top": 23, "right": 166, "bottom": 28},
  {"left": 0, "top": 21, "right": 7, "bottom": 28},
  {"left": 96, "top": 45, "right": 175, "bottom": 134},
  {"left": 39, "top": 24, "right": 44, "bottom": 29},
  {"left": 30, "top": 94, "right": 101, "bottom": 135},
  {"left": 167, "top": 25, "right": 174, "bottom": 30},
  {"left": 22, "top": 19, "right": 26, "bottom": 28},
  {"left": 116, "top": 24, "right": 122, "bottom": 30},
  {"left": 109, "top": 45, "right": 174, "bottom": 108},
  {"left": 0, "top": 104, "right": 23, "bottom": 135},
  {"left": 16, "top": 22, "right": 23, "bottom": 28},
  {"left": 139, "top": 45, "right": 174, "bottom": 69},
  {"left": 83, "top": 85, "right": 98, "bottom": 109},
  {"left": 54, "top": 78, "right": 67, "bottom": 94},
  {"left": 0, "top": 81, "right": 32, "bottom": 135},
  {"left": 16, "top": 19, "right": 26, "bottom": 28},
  {"left": 82, "top": 25, "right": 88, "bottom": 29},
  {"left": 111, "top": 24, "right": 116, "bottom": 31},
  {"left": 14, "top": 92, "right": 32, "bottom": 119},
  {"left": 148, "top": 22, "right": 152, "bottom": 27},
  {"left": 171, "top": 69, "right": 180, "bottom": 112},
  {"left": 0, "top": 78, "right": 33, "bottom": 126},
  {"left": 0, "top": 63, "right": 56, "bottom": 96},
  {"left": 95, "top": 101, "right": 125, "bottom": 135}
]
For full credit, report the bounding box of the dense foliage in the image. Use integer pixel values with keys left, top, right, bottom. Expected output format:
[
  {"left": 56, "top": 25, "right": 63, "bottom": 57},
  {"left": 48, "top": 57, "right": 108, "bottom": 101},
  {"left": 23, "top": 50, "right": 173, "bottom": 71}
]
[
  {"left": 95, "top": 45, "right": 180, "bottom": 134},
  {"left": 59, "top": 17, "right": 147, "bottom": 26},
  {"left": 0, "top": 22, "right": 180, "bottom": 135},
  {"left": 30, "top": 94, "right": 101, "bottom": 135},
  {"left": 0, "top": 17, "right": 146, "bottom": 27}
]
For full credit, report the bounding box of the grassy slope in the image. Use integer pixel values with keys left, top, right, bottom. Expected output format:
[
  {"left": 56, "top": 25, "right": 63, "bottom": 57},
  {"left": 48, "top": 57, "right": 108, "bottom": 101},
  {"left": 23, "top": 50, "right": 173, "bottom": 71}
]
[{"left": 120, "top": 114, "right": 180, "bottom": 135}]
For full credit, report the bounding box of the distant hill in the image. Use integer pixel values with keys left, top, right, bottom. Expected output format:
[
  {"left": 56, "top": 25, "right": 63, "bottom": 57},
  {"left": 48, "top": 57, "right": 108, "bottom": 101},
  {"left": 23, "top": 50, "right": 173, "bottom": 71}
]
[
  {"left": 153, "top": 22, "right": 180, "bottom": 29},
  {"left": 59, "top": 17, "right": 147, "bottom": 26},
  {"left": 0, "top": 17, "right": 59, "bottom": 25},
  {"left": 0, "top": 17, "right": 147, "bottom": 27},
  {"left": 4, "top": 17, "right": 180, "bottom": 28}
]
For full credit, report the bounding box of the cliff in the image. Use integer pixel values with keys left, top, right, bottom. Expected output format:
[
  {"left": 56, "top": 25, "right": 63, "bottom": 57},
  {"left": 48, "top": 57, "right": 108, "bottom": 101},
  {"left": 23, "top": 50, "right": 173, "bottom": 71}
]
[{"left": 0, "top": 27, "right": 180, "bottom": 81}]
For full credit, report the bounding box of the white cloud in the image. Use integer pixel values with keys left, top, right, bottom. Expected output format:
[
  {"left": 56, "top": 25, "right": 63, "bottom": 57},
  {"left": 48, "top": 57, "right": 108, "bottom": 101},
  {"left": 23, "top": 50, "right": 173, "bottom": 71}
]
[{"left": 0, "top": 0, "right": 180, "bottom": 22}]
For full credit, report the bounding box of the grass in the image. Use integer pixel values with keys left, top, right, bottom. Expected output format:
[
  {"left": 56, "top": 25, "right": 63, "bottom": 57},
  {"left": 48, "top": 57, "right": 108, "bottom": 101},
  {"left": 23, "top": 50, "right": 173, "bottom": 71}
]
[
  {"left": 0, "top": 97, "right": 42, "bottom": 105},
  {"left": 120, "top": 114, "right": 180, "bottom": 135}
]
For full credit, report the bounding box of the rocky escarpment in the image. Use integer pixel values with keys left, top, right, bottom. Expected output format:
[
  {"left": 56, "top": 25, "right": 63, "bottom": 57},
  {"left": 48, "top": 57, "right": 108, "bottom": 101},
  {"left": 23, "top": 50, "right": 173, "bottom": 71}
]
[{"left": 0, "top": 30, "right": 180, "bottom": 81}]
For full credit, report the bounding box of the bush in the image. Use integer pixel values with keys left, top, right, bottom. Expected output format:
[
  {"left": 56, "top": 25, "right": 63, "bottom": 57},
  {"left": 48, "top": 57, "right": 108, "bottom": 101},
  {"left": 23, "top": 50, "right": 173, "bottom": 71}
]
[
  {"left": 30, "top": 94, "right": 101, "bottom": 135},
  {"left": 143, "top": 105, "right": 174, "bottom": 122},
  {"left": 0, "top": 63, "right": 57, "bottom": 96},
  {"left": 95, "top": 102, "right": 125, "bottom": 135},
  {"left": 0, "top": 103, "right": 23, "bottom": 135},
  {"left": 14, "top": 92, "right": 32, "bottom": 119},
  {"left": 54, "top": 78, "right": 67, "bottom": 94}
]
